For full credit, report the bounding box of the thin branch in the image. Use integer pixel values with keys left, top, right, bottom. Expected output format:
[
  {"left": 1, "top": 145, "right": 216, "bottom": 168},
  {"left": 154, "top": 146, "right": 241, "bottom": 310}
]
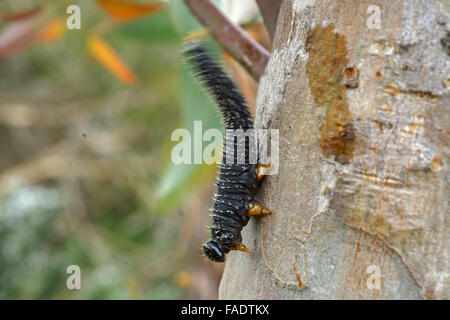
[
  {"left": 184, "top": 0, "right": 270, "bottom": 81},
  {"left": 255, "top": 0, "right": 281, "bottom": 41}
]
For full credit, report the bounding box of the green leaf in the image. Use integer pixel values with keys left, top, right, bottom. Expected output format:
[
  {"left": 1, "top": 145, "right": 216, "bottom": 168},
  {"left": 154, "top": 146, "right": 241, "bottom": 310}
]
[
  {"left": 169, "top": 0, "right": 224, "bottom": 35},
  {"left": 155, "top": 44, "right": 223, "bottom": 214},
  {"left": 169, "top": 0, "right": 202, "bottom": 35},
  {"left": 117, "top": 9, "right": 180, "bottom": 44},
  {"left": 154, "top": 1, "right": 227, "bottom": 213}
]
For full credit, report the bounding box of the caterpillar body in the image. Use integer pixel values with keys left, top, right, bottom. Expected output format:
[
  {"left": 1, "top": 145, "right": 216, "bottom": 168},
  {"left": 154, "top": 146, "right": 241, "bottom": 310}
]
[{"left": 184, "top": 41, "right": 271, "bottom": 263}]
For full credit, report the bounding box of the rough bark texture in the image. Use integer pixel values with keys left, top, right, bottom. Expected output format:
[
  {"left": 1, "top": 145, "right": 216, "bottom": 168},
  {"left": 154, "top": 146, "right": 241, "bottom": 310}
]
[{"left": 219, "top": 0, "right": 449, "bottom": 299}]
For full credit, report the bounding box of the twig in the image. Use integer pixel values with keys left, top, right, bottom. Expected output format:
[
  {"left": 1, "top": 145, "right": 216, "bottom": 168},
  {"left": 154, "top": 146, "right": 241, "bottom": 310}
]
[
  {"left": 184, "top": 0, "right": 270, "bottom": 80},
  {"left": 255, "top": 0, "right": 281, "bottom": 41}
]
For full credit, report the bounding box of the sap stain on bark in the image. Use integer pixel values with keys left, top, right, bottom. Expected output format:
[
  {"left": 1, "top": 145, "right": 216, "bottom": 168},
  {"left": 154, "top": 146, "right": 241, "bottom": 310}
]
[{"left": 305, "top": 24, "right": 355, "bottom": 164}]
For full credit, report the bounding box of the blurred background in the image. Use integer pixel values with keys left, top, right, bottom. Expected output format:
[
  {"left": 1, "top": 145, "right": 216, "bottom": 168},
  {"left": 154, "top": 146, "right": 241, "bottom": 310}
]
[{"left": 0, "top": 0, "right": 269, "bottom": 299}]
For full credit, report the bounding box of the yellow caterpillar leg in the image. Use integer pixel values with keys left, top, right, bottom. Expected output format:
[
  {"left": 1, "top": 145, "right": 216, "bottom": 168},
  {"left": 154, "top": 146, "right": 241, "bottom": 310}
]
[
  {"left": 247, "top": 202, "right": 272, "bottom": 216},
  {"left": 256, "top": 164, "right": 271, "bottom": 182},
  {"left": 232, "top": 242, "right": 251, "bottom": 253}
]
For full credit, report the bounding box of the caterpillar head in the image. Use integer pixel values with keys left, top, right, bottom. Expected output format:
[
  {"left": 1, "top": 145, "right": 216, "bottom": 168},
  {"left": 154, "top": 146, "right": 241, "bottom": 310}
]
[{"left": 203, "top": 241, "right": 225, "bottom": 262}]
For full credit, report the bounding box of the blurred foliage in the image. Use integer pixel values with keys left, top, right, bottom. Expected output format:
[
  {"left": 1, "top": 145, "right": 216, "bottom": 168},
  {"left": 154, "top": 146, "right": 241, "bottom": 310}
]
[{"left": 0, "top": 0, "right": 236, "bottom": 299}]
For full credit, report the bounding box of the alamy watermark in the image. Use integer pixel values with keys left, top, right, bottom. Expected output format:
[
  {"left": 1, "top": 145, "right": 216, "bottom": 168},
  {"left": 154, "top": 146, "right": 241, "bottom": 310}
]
[
  {"left": 66, "top": 4, "right": 81, "bottom": 30},
  {"left": 367, "top": 5, "right": 381, "bottom": 30},
  {"left": 171, "top": 121, "right": 279, "bottom": 175},
  {"left": 66, "top": 265, "right": 81, "bottom": 290},
  {"left": 366, "top": 265, "right": 381, "bottom": 290}
]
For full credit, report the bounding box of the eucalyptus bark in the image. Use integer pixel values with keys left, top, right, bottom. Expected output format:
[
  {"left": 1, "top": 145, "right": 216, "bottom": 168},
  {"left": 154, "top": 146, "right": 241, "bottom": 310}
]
[{"left": 219, "top": 0, "right": 449, "bottom": 299}]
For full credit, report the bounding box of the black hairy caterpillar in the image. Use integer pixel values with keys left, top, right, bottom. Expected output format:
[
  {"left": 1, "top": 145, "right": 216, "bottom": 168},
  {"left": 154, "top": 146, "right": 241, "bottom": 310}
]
[{"left": 184, "top": 40, "right": 271, "bottom": 263}]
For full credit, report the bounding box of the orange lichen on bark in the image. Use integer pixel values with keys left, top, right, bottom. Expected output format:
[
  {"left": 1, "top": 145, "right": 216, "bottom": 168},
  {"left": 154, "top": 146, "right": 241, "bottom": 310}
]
[{"left": 306, "top": 24, "right": 355, "bottom": 164}]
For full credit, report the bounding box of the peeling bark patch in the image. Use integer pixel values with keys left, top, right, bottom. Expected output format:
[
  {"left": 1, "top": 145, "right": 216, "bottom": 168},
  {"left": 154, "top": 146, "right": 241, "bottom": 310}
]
[{"left": 305, "top": 25, "right": 355, "bottom": 164}]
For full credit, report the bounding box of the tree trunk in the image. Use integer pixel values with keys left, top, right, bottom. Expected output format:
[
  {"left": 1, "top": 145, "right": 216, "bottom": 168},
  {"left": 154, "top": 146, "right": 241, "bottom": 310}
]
[{"left": 219, "top": 0, "right": 449, "bottom": 299}]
